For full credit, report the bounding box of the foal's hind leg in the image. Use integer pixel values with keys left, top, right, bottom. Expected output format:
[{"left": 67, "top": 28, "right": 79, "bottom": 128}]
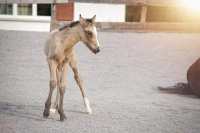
[
  {"left": 57, "top": 62, "right": 68, "bottom": 121},
  {"left": 50, "top": 86, "right": 59, "bottom": 113},
  {"left": 43, "top": 59, "right": 57, "bottom": 118},
  {"left": 69, "top": 55, "right": 92, "bottom": 114},
  {"left": 50, "top": 69, "right": 60, "bottom": 113}
]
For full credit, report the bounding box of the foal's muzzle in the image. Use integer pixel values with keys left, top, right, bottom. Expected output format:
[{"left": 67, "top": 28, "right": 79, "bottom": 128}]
[{"left": 94, "top": 47, "right": 100, "bottom": 54}]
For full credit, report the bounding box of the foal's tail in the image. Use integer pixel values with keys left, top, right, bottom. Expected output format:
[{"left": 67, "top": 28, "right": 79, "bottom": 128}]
[{"left": 158, "top": 82, "right": 193, "bottom": 95}]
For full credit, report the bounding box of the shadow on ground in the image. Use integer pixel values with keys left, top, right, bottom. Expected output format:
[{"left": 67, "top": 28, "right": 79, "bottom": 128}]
[
  {"left": 0, "top": 102, "right": 45, "bottom": 121},
  {"left": 158, "top": 82, "right": 198, "bottom": 98}
]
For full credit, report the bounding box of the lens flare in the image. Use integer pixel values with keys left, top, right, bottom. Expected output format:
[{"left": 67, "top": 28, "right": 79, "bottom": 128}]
[{"left": 182, "top": 0, "right": 200, "bottom": 12}]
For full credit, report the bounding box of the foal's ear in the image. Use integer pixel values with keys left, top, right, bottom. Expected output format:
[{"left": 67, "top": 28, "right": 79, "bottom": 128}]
[
  {"left": 79, "top": 14, "right": 87, "bottom": 26},
  {"left": 91, "top": 15, "right": 96, "bottom": 23}
]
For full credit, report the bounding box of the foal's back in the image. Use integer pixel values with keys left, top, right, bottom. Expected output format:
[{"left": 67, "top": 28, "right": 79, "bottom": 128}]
[{"left": 44, "top": 29, "right": 70, "bottom": 59}]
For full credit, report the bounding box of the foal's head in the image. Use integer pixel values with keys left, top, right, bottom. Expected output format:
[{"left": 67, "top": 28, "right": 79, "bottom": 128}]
[{"left": 79, "top": 15, "right": 100, "bottom": 54}]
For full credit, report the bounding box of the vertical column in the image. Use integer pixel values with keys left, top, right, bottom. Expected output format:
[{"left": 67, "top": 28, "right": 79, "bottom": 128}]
[
  {"left": 50, "top": 1, "right": 57, "bottom": 31},
  {"left": 13, "top": 3, "right": 17, "bottom": 16},
  {"left": 32, "top": 3, "right": 37, "bottom": 17},
  {"left": 140, "top": 5, "right": 147, "bottom": 23}
]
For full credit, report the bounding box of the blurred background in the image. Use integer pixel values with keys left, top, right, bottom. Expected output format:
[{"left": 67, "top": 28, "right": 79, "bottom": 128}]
[{"left": 0, "top": 0, "right": 200, "bottom": 32}]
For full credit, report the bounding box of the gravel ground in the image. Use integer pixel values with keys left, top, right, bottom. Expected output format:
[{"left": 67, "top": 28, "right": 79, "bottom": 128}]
[{"left": 0, "top": 30, "right": 200, "bottom": 133}]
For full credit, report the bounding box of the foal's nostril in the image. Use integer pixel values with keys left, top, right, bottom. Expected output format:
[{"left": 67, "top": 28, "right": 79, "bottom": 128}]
[{"left": 96, "top": 47, "right": 100, "bottom": 53}]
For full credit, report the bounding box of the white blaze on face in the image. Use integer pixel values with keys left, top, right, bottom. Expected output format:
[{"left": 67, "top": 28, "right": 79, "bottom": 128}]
[{"left": 92, "top": 26, "right": 100, "bottom": 47}]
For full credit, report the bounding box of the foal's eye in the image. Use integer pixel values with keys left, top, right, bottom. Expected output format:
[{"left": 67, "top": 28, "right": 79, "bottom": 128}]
[{"left": 86, "top": 31, "right": 93, "bottom": 36}]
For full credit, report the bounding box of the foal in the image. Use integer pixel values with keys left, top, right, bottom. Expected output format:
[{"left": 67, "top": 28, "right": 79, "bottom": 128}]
[{"left": 43, "top": 15, "right": 100, "bottom": 121}]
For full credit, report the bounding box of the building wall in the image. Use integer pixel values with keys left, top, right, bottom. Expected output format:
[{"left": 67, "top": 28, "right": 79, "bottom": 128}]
[
  {"left": 0, "top": 2, "right": 125, "bottom": 31},
  {"left": 0, "top": 21, "right": 50, "bottom": 32},
  {"left": 0, "top": 3, "right": 51, "bottom": 31},
  {"left": 56, "top": 3, "right": 74, "bottom": 21},
  {"left": 74, "top": 2, "right": 125, "bottom": 22}
]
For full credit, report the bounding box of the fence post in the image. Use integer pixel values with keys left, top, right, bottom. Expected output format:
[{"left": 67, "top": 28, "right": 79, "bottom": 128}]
[
  {"left": 140, "top": 5, "right": 147, "bottom": 23},
  {"left": 50, "top": 0, "right": 58, "bottom": 31}
]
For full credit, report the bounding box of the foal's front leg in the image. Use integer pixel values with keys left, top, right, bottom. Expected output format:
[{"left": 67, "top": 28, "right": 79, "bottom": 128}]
[
  {"left": 69, "top": 57, "right": 92, "bottom": 114},
  {"left": 43, "top": 59, "right": 57, "bottom": 118}
]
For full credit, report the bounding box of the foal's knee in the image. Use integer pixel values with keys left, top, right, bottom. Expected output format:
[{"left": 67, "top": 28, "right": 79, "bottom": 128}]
[
  {"left": 60, "top": 80, "right": 67, "bottom": 91},
  {"left": 59, "top": 87, "right": 66, "bottom": 95},
  {"left": 74, "top": 73, "right": 82, "bottom": 83},
  {"left": 50, "top": 80, "right": 57, "bottom": 89}
]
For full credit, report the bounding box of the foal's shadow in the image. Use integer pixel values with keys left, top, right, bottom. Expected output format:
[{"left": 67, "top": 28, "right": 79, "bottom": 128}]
[
  {"left": 66, "top": 109, "right": 88, "bottom": 115},
  {"left": 158, "top": 82, "right": 197, "bottom": 98},
  {"left": 0, "top": 102, "right": 88, "bottom": 121},
  {"left": 0, "top": 102, "right": 45, "bottom": 121}
]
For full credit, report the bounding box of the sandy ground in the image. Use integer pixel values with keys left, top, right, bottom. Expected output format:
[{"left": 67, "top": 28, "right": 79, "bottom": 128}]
[{"left": 0, "top": 30, "right": 200, "bottom": 133}]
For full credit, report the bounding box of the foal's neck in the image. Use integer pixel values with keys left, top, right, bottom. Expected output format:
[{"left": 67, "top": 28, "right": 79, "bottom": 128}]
[{"left": 61, "top": 25, "right": 82, "bottom": 51}]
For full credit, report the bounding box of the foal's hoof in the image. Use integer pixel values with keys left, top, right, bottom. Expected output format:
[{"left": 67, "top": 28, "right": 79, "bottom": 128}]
[
  {"left": 86, "top": 107, "right": 92, "bottom": 114},
  {"left": 60, "top": 114, "right": 67, "bottom": 121},
  {"left": 84, "top": 97, "right": 92, "bottom": 114},
  {"left": 43, "top": 109, "right": 50, "bottom": 118}
]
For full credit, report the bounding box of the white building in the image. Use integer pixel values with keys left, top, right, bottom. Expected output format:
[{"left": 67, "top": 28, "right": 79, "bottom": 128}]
[
  {"left": 1, "top": 0, "right": 199, "bottom": 32},
  {"left": 0, "top": 0, "right": 126, "bottom": 31}
]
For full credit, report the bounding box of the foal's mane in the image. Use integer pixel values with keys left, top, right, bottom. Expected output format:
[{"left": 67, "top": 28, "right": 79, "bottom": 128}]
[{"left": 59, "top": 19, "right": 93, "bottom": 31}]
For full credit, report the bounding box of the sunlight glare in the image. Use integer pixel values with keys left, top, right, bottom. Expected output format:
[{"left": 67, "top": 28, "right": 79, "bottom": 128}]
[{"left": 182, "top": 0, "right": 200, "bottom": 12}]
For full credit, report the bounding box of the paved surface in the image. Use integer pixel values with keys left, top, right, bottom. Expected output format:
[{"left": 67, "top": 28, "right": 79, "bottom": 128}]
[{"left": 0, "top": 30, "right": 200, "bottom": 133}]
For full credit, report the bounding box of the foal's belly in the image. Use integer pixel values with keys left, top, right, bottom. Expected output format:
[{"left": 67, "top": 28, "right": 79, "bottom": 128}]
[{"left": 54, "top": 51, "right": 72, "bottom": 64}]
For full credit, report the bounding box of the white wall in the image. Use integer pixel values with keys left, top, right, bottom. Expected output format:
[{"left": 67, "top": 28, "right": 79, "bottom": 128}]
[
  {"left": 0, "top": 2, "right": 125, "bottom": 31},
  {"left": 0, "top": 3, "right": 51, "bottom": 32},
  {"left": 74, "top": 3, "right": 125, "bottom": 22},
  {"left": 0, "top": 21, "right": 50, "bottom": 32}
]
